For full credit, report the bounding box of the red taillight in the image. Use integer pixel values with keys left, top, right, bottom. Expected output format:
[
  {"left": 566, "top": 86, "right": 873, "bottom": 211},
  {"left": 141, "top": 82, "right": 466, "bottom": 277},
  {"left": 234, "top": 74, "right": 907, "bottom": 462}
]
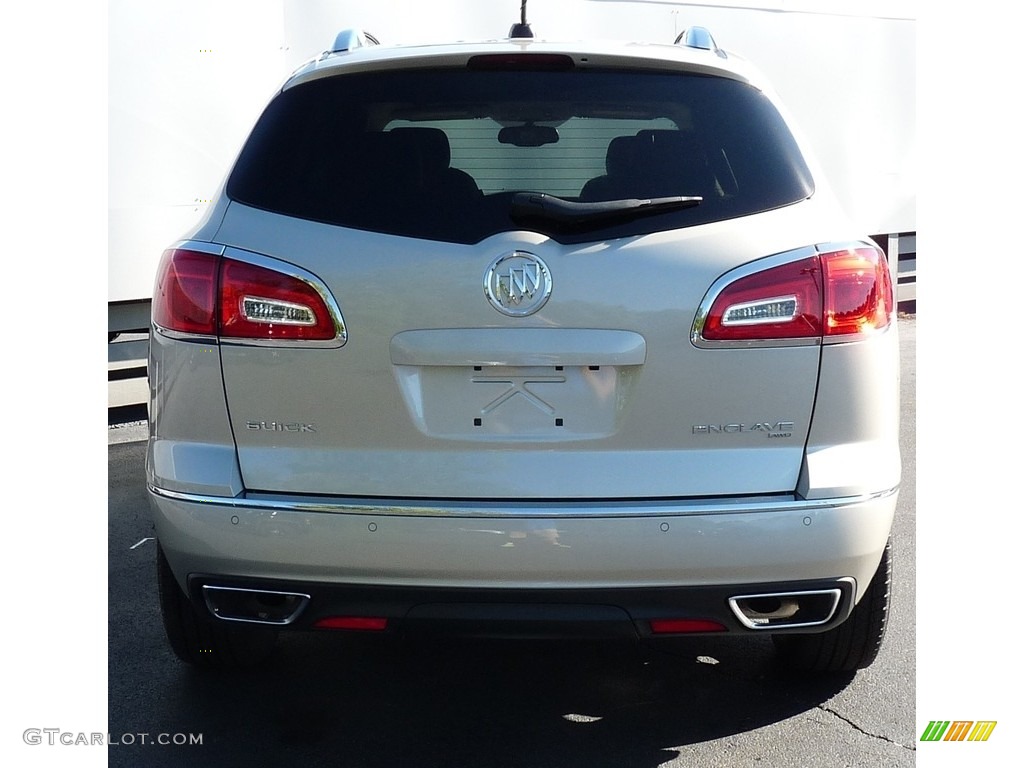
[
  {"left": 220, "top": 259, "right": 337, "bottom": 341},
  {"left": 649, "top": 619, "right": 727, "bottom": 634},
  {"left": 821, "top": 246, "right": 893, "bottom": 336},
  {"left": 313, "top": 616, "right": 389, "bottom": 631},
  {"left": 699, "top": 244, "right": 893, "bottom": 343},
  {"left": 152, "top": 249, "right": 218, "bottom": 335},
  {"left": 701, "top": 256, "right": 823, "bottom": 341},
  {"left": 153, "top": 249, "right": 340, "bottom": 341}
]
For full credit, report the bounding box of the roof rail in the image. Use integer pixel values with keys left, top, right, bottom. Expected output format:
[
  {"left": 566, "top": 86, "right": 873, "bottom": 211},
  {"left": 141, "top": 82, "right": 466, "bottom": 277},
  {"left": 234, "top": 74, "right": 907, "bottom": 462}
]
[
  {"left": 674, "top": 27, "right": 726, "bottom": 59},
  {"left": 330, "top": 28, "right": 380, "bottom": 54}
]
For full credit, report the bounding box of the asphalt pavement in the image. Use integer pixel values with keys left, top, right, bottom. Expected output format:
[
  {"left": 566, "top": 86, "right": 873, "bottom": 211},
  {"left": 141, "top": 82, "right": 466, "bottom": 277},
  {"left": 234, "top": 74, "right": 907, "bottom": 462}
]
[{"left": 107, "top": 317, "right": 916, "bottom": 767}]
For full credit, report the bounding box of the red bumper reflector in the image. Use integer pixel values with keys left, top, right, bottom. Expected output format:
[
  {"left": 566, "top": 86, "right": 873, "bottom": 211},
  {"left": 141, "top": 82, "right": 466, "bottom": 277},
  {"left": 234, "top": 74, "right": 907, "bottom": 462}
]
[
  {"left": 649, "top": 619, "right": 727, "bottom": 634},
  {"left": 313, "top": 616, "right": 388, "bottom": 631}
]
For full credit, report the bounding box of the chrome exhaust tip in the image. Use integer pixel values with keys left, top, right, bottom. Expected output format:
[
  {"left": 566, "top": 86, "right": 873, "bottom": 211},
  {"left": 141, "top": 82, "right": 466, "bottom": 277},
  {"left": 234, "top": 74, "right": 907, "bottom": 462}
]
[
  {"left": 728, "top": 589, "right": 842, "bottom": 630},
  {"left": 202, "top": 585, "right": 310, "bottom": 625}
]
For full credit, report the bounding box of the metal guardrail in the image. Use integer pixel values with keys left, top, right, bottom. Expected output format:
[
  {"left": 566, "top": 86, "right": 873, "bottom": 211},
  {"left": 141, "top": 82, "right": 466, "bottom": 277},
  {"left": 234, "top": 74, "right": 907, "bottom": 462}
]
[
  {"left": 108, "top": 333, "right": 149, "bottom": 410},
  {"left": 889, "top": 232, "right": 916, "bottom": 304}
]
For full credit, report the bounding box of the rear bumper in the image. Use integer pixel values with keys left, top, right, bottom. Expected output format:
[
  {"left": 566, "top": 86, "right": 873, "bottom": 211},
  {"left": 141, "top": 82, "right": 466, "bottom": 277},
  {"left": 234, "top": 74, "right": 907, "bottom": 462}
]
[
  {"left": 149, "top": 486, "right": 896, "bottom": 635},
  {"left": 186, "top": 576, "right": 858, "bottom": 639}
]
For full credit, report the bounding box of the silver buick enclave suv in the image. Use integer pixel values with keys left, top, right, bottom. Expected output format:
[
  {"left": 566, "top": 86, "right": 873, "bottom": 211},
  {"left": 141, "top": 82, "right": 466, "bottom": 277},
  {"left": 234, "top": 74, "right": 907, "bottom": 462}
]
[{"left": 148, "top": 25, "right": 899, "bottom": 673}]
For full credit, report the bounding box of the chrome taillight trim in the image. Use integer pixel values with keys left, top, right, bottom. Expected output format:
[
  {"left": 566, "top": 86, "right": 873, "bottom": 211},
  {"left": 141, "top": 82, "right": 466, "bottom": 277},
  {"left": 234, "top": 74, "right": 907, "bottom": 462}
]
[
  {"left": 691, "top": 245, "right": 821, "bottom": 350},
  {"left": 152, "top": 241, "right": 348, "bottom": 348},
  {"left": 219, "top": 246, "right": 348, "bottom": 349},
  {"left": 168, "top": 240, "right": 226, "bottom": 256},
  {"left": 151, "top": 326, "right": 220, "bottom": 344},
  {"left": 815, "top": 240, "right": 895, "bottom": 346},
  {"left": 148, "top": 484, "right": 898, "bottom": 519},
  {"left": 151, "top": 241, "right": 225, "bottom": 343},
  {"left": 691, "top": 241, "right": 892, "bottom": 349}
]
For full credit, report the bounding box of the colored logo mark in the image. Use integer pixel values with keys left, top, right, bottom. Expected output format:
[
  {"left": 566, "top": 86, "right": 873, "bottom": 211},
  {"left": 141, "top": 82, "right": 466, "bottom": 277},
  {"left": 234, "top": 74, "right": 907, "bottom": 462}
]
[{"left": 920, "top": 721, "right": 997, "bottom": 742}]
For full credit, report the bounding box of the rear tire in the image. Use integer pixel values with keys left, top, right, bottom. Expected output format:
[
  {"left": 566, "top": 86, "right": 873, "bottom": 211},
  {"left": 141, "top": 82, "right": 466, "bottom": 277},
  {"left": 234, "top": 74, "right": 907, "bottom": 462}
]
[
  {"left": 773, "top": 538, "right": 892, "bottom": 673},
  {"left": 156, "top": 543, "right": 277, "bottom": 668}
]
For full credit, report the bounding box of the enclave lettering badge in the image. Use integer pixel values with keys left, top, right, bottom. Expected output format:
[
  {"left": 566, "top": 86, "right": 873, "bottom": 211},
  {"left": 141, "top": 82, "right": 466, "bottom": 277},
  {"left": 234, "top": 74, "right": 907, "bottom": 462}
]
[{"left": 693, "top": 421, "right": 794, "bottom": 438}]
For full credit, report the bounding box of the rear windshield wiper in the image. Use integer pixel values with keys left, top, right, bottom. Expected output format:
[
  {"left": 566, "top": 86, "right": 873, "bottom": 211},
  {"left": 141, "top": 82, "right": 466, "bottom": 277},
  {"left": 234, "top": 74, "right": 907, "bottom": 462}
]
[{"left": 510, "top": 192, "right": 702, "bottom": 226}]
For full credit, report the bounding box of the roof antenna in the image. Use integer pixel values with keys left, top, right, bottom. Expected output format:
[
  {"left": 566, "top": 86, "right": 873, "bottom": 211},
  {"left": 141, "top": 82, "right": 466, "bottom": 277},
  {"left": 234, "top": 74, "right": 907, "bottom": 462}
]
[{"left": 509, "top": 0, "right": 534, "bottom": 39}]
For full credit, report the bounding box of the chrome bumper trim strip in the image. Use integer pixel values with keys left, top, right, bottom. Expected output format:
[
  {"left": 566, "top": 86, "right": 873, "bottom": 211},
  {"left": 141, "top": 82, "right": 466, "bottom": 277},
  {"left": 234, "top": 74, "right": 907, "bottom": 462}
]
[{"left": 148, "top": 485, "right": 898, "bottom": 519}]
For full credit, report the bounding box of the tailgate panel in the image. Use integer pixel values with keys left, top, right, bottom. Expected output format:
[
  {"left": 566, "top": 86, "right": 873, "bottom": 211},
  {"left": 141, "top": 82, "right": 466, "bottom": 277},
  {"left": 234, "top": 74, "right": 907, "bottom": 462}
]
[{"left": 215, "top": 204, "right": 826, "bottom": 500}]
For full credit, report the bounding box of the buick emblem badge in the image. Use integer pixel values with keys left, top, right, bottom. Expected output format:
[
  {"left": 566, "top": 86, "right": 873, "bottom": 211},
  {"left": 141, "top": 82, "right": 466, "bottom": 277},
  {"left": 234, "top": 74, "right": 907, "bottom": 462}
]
[{"left": 484, "top": 251, "right": 552, "bottom": 317}]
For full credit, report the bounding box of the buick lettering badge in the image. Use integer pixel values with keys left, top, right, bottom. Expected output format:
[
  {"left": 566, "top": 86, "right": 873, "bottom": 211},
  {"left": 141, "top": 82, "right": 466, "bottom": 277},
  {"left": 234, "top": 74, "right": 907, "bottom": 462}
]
[{"left": 484, "top": 251, "right": 552, "bottom": 317}]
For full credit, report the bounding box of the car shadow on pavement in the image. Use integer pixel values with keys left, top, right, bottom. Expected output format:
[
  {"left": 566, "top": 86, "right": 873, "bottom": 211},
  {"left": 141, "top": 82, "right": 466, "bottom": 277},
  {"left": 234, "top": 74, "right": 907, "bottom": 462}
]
[{"left": 111, "top": 625, "right": 856, "bottom": 768}]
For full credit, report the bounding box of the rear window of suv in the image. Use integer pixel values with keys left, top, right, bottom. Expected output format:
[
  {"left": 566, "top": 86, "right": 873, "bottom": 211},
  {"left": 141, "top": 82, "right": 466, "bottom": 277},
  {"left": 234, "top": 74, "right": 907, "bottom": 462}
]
[{"left": 227, "top": 67, "right": 814, "bottom": 245}]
